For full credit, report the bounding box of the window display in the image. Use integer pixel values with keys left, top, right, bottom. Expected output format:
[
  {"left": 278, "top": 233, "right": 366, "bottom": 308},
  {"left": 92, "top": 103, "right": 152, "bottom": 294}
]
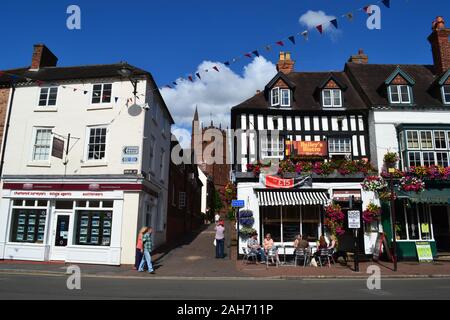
[
  {"left": 75, "top": 210, "right": 112, "bottom": 246},
  {"left": 10, "top": 208, "right": 47, "bottom": 244}
]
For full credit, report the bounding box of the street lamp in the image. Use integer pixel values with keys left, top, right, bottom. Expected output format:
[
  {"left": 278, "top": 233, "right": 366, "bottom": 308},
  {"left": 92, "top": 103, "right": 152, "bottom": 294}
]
[{"left": 117, "top": 63, "right": 138, "bottom": 99}]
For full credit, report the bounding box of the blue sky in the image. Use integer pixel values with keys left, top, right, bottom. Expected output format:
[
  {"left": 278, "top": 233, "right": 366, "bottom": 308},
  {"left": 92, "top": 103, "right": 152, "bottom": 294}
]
[{"left": 1, "top": 0, "right": 450, "bottom": 143}]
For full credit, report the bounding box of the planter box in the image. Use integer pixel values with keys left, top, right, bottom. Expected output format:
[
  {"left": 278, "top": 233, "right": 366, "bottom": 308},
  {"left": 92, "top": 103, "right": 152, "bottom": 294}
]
[{"left": 311, "top": 172, "right": 365, "bottom": 179}]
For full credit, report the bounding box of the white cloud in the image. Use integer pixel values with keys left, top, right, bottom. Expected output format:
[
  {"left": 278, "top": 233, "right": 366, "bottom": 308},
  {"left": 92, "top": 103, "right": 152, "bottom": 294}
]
[
  {"left": 161, "top": 56, "right": 277, "bottom": 133},
  {"left": 299, "top": 10, "right": 336, "bottom": 32}
]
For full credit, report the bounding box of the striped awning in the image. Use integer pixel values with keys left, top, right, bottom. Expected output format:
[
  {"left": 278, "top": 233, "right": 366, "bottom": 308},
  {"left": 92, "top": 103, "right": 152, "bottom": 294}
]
[{"left": 256, "top": 190, "right": 329, "bottom": 207}]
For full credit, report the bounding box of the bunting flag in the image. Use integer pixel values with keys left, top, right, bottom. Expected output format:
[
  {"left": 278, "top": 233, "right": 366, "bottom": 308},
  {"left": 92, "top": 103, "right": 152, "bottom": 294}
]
[
  {"left": 165, "top": 85, "right": 172, "bottom": 89},
  {"left": 316, "top": 24, "right": 323, "bottom": 34},
  {"left": 224, "top": 61, "right": 230, "bottom": 66},
  {"left": 345, "top": 12, "right": 354, "bottom": 21},
  {"left": 188, "top": 75, "right": 193, "bottom": 82},
  {"left": 196, "top": 72, "right": 201, "bottom": 80},
  {"left": 363, "top": 5, "right": 371, "bottom": 14},
  {"left": 172, "top": 82, "right": 177, "bottom": 86},
  {"left": 264, "top": 45, "right": 272, "bottom": 51},
  {"left": 213, "top": 66, "right": 219, "bottom": 72},
  {"left": 83, "top": 90, "right": 88, "bottom": 95},
  {"left": 115, "top": 97, "right": 119, "bottom": 103},
  {"left": 300, "top": 31, "right": 309, "bottom": 40},
  {"left": 330, "top": 19, "right": 338, "bottom": 29},
  {"left": 382, "top": 0, "right": 390, "bottom": 8},
  {"left": 244, "top": 53, "right": 252, "bottom": 58},
  {"left": 252, "top": 50, "right": 260, "bottom": 57},
  {"left": 276, "top": 41, "right": 284, "bottom": 46},
  {"left": 288, "top": 36, "right": 296, "bottom": 45}
]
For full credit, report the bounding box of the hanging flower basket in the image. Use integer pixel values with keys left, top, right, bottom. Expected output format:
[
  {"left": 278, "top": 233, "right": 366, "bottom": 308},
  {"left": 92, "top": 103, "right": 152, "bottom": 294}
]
[
  {"left": 399, "top": 176, "right": 425, "bottom": 193},
  {"left": 238, "top": 210, "right": 255, "bottom": 227},
  {"left": 239, "top": 227, "right": 257, "bottom": 239},
  {"left": 324, "top": 204, "right": 345, "bottom": 236},
  {"left": 362, "top": 203, "right": 381, "bottom": 224},
  {"left": 383, "top": 152, "right": 399, "bottom": 169},
  {"left": 361, "top": 176, "right": 387, "bottom": 193}
]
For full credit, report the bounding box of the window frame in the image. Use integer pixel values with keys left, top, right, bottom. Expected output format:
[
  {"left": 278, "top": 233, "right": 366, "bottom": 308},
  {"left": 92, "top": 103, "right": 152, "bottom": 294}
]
[
  {"left": 434, "top": 130, "right": 448, "bottom": 150},
  {"left": 31, "top": 127, "right": 54, "bottom": 163},
  {"left": 85, "top": 125, "right": 108, "bottom": 162},
  {"left": 280, "top": 89, "right": 291, "bottom": 107},
  {"left": 419, "top": 130, "right": 434, "bottom": 150},
  {"left": 441, "top": 85, "right": 450, "bottom": 105},
  {"left": 38, "top": 87, "right": 59, "bottom": 107},
  {"left": 91, "top": 83, "right": 113, "bottom": 105},
  {"left": 322, "top": 89, "right": 342, "bottom": 108},
  {"left": 388, "top": 85, "right": 412, "bottom": 104},
  {"left": 260, "top": 135, "right": 284, "bottom": 160},
  {"left": 271, "top": 87, "right": 280, "bottom": 107},
  {"left": 328, "top": 137, "right": 352, "bottom": 155}
]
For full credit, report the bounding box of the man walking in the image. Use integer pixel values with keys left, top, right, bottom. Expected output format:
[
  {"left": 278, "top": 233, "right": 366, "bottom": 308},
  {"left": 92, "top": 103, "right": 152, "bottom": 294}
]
[{"left": 138, "top": 227, "right": 155, "bottom": 274}]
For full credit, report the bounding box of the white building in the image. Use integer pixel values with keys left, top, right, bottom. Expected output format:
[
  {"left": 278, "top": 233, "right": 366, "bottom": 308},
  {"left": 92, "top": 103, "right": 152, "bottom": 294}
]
[{"left": 0, "top": 44, "right": 174, "bottom": 265}]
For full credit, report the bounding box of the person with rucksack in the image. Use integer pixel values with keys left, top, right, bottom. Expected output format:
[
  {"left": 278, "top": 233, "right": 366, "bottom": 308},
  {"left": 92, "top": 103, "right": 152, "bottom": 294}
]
[{"left": 138, "top": 227, "right": 155, "bottom": 274}]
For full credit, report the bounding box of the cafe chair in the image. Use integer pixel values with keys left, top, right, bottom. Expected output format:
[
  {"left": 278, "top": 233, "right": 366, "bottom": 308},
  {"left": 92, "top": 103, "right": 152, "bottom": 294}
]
[
  {"left": 294, "top": 248, "right": 309, "bottom": 267},
  {"left": 317, "top": 249, "right": 332, "bottom": 268},
  {"left": 242, "top": 247, "right": 257, "bottom": 265},
  {"left": 266, "top": 247, "right": 280, "bottom": 268}
]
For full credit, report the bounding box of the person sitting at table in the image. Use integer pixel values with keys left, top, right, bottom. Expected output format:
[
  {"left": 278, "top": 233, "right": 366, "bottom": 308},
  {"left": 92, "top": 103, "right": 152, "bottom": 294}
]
[
  {"left": 247, "top": 232, "right": 266, "bottom": 263},
  {"left": 263, "top": 233, "right": 274, "bottom": 253},
  {"left": 313, "top": 235, "right": 329, "bottom": 262},
  {"left": 293, "top": 234, "right": 309, "bottom": 253}
]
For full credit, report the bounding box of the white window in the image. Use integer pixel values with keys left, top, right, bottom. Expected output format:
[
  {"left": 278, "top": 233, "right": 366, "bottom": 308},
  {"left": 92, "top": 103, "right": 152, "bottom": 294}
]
[
  {"left": 149, "top": 135, "right": 156, "bottom": 172},
  {"left": 422, "top": 152, "right": 435, "bottom": 166},
  {"left": 260, "top": 136, "right": 284, "bottom": 159},
  {"left": 389, "top": 85, "right": 411, "bottom": 104},
  {"left": 179, "top": 192, "right": 186, "bottom": 209},
  {"left": 406, "top": 131, "right": 420, "bottom": 149},
  {"left": 32, "top": 128, "right": 53, "bottom": 161},
  {"left": 91, "top": 84, "right": 112, "bottom": 104},
  {"left": 322, "top": 89, "right": 342, "bottom": 107},
  {"left": 328, "top": 137, "right": 352, "bottom": 154},
  {"left": 408, "top": 152, "right": 421, "bottom": 167},
  {"left": 271, "top": 88, "right": 280, "bottom": 106},
  {"left": 420, "top": 131, "right": 433, "bottom": 149},
  {"left": 38, "top": 87, "right": 58, "bottom": 107},
  {"left": 436, "top": 152, "right": 449, "bottom": 167},
  {"left": 280, "top": 89, "right": 291, "bottom": 107},
  {"left": 441, "top": 85, "right": 450, "bottom": 104},
  {"left": 434, "top": 131, "right": 447, "bottom": 149},
  {"left": 86, "top": 127, "right": 107, "bottom": 160}
]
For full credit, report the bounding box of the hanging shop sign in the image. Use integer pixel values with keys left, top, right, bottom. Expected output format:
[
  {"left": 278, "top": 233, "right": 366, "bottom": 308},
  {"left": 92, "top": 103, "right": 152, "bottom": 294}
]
[
  {"left": 51, "top": 137, "right": 65, "bottom": 159},
  {"left": 416, "top": 242, "right": 434, "bottom": 262},
  {"left": 285, "top": 141, "right": 328, "bottom": 157}
]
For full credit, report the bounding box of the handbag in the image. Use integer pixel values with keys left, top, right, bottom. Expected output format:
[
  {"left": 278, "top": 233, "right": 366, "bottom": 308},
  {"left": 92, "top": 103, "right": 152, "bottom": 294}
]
[{"left": 213, "top": 239, "right": 217, "bottom": 247}]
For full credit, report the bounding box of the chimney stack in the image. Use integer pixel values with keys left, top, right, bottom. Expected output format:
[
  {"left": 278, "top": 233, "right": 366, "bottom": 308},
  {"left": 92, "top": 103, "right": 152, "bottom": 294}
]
[
  {"left": 276, "top": 52, "right": 295, "bottom": 74},
  {"left": 30, "top": 44, "right": 58, "bottom": 70},
  {"left": 348, "top": 49, "right": 369, "bottom": 64},
  {"left": 428, "top": 16, "right": 450, "bottom": 75}
]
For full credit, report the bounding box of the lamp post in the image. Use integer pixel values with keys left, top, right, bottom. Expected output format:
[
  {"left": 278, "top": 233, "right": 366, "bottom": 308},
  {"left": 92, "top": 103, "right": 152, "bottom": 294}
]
[
  {"left": 388, "top": 167, "right": 398, "bottom": 272},
  {"left": 117, "top": 63, "right": 138, "bottom": 100}
]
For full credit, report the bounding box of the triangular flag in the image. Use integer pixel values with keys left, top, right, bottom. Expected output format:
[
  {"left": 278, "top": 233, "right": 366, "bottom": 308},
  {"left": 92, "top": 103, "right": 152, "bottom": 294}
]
[
  {"left": 244, "top": 53, "right": 252, "bottom": 58},
  {"left": 172, "top": 82, "right": 177, "bottom": 86},
  {"left": 73, "top": 88, "right": 77, "bottom": 92},
  {"left": 165, "top": 85, "right": 172, "bottom": 89},
  {"left": 363, "top": 6, "right": 371, "bottom": 14},
  {"left": 252, "top": 50, "right": 260, "bottom": 57},
  {"left": 213, "top": 66, "right": 219, "bottom": 72},
  {"left": 276, "top": 41, "right": 284, "bottom": 46},
  {"left": 345, "top": 12, "right": 354, "bottom": 21},
  {"left": 115, "top": 97, "right": 119, "bottom": 103},
  {"left": 382, "top": 0, "right": 390, "bottom": 8},
  {"left": 288, "top": 36, "right": 296, "bottom": 45},
  {"left": 224, "top": 61, "right": 230, "bottom": 66},
  {"left": 330, "top": 19, "right": 338, "bottom": 29},
  {"left": 188, "top": 75, "right": 194, "bottom": 82},
  {"left": 62, "top": 85, "right": 67, "bottom": 89},
  {"left": 83, "top": 91, "right": 88, "bottom": 95},
  {"left": 316, "top": 25, "right": 323, "bottom": 34},
  {"left": 196, "top": 72, "right": 201, "bottom": 80},
  {"left": 300, "top": 31, "right": 309, "bottom": 40},
  {"left": 264, "top": 45, "right": 272, "bottom": 51}
]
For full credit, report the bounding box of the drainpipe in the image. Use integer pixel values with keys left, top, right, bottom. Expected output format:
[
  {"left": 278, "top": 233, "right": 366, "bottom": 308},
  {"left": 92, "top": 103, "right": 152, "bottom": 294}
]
[{"left": 0, "top": 85, "right": 16, "bottom": 181}]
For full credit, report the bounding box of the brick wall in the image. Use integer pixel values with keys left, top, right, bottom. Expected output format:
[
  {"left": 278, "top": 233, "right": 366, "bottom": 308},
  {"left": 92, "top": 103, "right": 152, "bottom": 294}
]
[{"left": 0, "top": 88, "right": 10, "bottom": 155}]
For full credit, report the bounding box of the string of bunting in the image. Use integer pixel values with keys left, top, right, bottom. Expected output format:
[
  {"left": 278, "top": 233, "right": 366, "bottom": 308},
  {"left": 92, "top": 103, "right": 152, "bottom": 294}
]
[{"left": 1, "top": 0, "right": 397, "bottom": 95}]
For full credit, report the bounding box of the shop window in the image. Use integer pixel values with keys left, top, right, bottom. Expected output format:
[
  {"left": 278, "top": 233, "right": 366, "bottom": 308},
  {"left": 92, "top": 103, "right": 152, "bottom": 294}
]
[
  {"left": 420, "top": 131, "right": 433, "bottom": 149},
  {"left": 395, "top": 201, "right": 408, "bottom": 240},
  {"left": 10, "top": 209, "right": 47, "bottom": 243},
  {"left": 25, "top": 200, "right": 36, "bottom": 207},
  {"left": 436, "top": 152, "right": 449, "bottom": 167},
  {"left": 406, "top": 131, "right": 419, "bottom": 149},
  {"left": 89, "top": 201, "right": 100, "bottom": 208},
  {"left": 302, "top": 206, "right": 320, "bottom": 241},
  {"left": 406, "top": 205, "right": 420, "bottom": 240},
  {"left": 102, "top": 201, "right": 114, "bottom": 208},
  {"left": 55, "top": 201, "right": 74, "bottom": 210},
  {"left": 422, "top": 152, "right": 435, "bottom": 167},
  {"left": 75, "top": 211, "right": 112, "bottom": 246},
  {"left": 282, "top": 206, "right": 300, "bottom": 242},
  {"left": 262, "top": 208, "right": 281, "bottom": 242},
  {"left": 434, "top": 131, "right": 447, "bottom": 149},
  {"left": 76, "top": 201, "right": 87, "bottom": 207},
  {"left": 418, "top": 204, "right": 432, "bottom": 240},
  {"left": 407, "top": 152, "right": 421, "bottom": 168}
]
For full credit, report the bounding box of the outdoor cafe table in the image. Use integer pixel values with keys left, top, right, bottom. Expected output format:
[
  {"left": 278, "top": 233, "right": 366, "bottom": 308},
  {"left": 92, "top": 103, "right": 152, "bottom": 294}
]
[{"left": 279, "top": 243, "right": 318, "bottom": 266}]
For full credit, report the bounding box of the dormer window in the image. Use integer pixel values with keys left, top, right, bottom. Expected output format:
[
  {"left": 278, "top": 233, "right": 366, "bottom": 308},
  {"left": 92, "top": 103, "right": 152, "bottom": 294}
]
[
  {"left": 271, "top": 88, "right": 279, "bottom": 106},
  {"left": 322, "top": 89, "right": 342, "bottom": 108},
  {"left": 441, "top": 85, "right": 450, "bottom": 104},
  {"left": 280, "top": 89, "right": 291, "bottom": 107},
  {"left": 389, "top": 85, "right": 411, "bottom": 104}
]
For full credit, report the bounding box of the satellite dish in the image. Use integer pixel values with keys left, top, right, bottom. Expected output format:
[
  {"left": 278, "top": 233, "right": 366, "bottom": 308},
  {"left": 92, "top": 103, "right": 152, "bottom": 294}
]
[{"left": 128, "top": 103, "right": 142, "bottom": 117}]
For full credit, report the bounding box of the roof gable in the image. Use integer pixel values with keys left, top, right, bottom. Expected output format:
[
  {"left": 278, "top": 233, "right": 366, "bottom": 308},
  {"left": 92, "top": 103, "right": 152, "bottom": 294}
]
[
  {"left": 438, "top": 69, "right": 450, "bottom": 86},
  {"left": 385, "top": 66, "right": 416, "bottom": 85},
  {"left": 319, "top": 73, "right": 348, "bottom": 90},
  {"left": 265, "top": 72, "right": 296, "bottom": 91}
]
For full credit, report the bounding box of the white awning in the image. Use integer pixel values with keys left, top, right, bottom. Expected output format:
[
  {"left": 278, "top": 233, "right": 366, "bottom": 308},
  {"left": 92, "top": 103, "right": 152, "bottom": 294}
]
[{"left": 256, "top": 190, "right": 329, "bottom": 207}]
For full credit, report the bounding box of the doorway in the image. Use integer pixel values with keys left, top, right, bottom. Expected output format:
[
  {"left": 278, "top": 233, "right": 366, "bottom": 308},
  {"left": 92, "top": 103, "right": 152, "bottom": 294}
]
[
  {"left": 50, "top": 212, "right": 71, "bottom": 261},
  {"left": 431, "top": 205, "right": 450, "bottom": 253}
]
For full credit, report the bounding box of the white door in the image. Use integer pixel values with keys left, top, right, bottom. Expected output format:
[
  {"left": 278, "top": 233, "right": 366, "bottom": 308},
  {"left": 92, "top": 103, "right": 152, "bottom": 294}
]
[{"left": 50, "top": 212, "right": 71, "bottom": 261}]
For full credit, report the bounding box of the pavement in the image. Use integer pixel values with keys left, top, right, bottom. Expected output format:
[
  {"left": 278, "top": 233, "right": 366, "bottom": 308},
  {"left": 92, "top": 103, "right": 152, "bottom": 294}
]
[{"left": 1, "top": 223, "right": 450, "bottom": 280}]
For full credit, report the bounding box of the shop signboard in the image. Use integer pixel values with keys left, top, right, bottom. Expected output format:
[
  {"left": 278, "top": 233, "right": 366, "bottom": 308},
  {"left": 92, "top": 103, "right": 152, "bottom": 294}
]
[
  {"left": 348, "top": 210, "right": 361, "bottom": 229},
  {"left": 231, "top": 200, "right": 245, "bottom": 208},
  {"left": 416, "top": 242, "right": 433, "bottom": 262},
  {"left": 122, "top": 146, "right": 139, "bottom": 164},
  {"left": 285, "top": 141, "right": 328, "bottom": 157},
  {"left": 52, "top": 137, "right": 65, "bottom": 159}
]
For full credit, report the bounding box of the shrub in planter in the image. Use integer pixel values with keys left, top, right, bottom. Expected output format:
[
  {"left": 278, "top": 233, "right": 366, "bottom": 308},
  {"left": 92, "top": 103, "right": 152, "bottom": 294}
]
[{"left": 239, "top": 227, "right": 257, "bottom": 239}]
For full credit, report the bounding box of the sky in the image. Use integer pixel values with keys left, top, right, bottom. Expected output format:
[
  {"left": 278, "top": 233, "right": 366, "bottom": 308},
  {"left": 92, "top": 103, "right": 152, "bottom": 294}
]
[{"left": 1, "top": 0, "right": 450, "bottom": 147}]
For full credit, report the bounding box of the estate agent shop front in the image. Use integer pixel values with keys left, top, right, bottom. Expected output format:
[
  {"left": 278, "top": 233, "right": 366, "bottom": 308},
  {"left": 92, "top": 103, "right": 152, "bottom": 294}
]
[{"left": 0, "top": 182, "right": 160, "bottom": 265}]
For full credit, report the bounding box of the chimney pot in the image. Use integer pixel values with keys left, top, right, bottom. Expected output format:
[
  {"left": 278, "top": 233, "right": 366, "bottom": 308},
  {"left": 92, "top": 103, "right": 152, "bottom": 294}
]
[
  {"left": 348, "top": 49, "right": 369, "bottom": 64},
  {"left": 30, "top": 44, "right": 58, "bottom": 70},
  {"left": 276, "top": 51, "right": 295, "bottom": 74}
]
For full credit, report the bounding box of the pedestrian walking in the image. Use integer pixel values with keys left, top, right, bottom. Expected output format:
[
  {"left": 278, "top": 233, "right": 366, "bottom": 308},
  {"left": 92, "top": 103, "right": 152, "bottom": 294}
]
[
  {"left": 138, "top": 227, "right": 155, "bottom": 274},
  {"left": 135, "top": 227, "right": 147, "bottom": 270},
  {"left": 215, "top": 220, "right": 225, "bottom": 258}
]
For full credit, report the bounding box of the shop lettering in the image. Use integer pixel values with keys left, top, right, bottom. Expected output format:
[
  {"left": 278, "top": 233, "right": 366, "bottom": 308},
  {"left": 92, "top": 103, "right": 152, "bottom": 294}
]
[
  {"left": 177, "top": 305, "right": 211, "bottom": 318},
  {"left": 82, "top": 192, "right": 104, "bottom": 197}
]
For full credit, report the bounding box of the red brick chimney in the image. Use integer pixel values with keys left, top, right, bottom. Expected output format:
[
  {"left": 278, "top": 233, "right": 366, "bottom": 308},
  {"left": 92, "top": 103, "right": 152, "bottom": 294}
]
[
  {"left": 348, "top": 49, "right": 369, "bottom": 64},
  {"left": 30, "top": 44, "right": 58, "bottom": 70},
  {"left": 428, "top": 16, "right": 450, "bottom": 75},
  {"left": 276, "top": 52, "right": 295, "bottom": 74}
]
